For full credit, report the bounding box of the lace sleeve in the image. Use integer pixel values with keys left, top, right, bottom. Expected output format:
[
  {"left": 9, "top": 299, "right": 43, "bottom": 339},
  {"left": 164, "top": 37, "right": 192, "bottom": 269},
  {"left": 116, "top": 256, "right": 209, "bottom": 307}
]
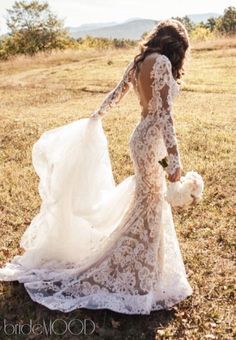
[
  {"left": 94, "top": 61, "right": 134, "bottom": 117},
  {"left": 152, "top": 55, "right": 182, "bottom": 175}
]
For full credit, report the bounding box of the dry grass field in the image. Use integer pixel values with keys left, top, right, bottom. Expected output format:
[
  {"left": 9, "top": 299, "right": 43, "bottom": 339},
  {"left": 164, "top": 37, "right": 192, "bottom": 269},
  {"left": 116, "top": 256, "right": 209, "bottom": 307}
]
[{"left": 0, "top": 37, "right": 235, "bottom": 339}]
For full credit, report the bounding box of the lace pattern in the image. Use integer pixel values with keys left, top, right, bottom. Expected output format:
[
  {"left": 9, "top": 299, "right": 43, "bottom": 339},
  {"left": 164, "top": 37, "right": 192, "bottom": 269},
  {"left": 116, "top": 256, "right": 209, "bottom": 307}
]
[
  {"left": 148, "top": 55, "right": 182, "bottom": 175},
  {"left": 95, "top": 54, "right": 182, "bottom": 175},
  {"left": 94, "top": 61, "right": 134, "bottom": 117}
]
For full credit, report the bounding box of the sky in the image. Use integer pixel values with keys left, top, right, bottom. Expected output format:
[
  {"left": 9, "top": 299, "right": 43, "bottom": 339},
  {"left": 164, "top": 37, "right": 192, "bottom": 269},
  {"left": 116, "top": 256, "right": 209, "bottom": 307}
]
[{"left": 0, "top": 0, "right": 235, "bottom": 33}]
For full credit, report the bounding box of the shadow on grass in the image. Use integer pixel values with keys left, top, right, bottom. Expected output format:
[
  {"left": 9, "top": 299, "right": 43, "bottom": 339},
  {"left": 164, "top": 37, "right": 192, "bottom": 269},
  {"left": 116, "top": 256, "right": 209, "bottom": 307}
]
[{"left": 0, "top": 281, "right": 176, "bottom": 339}]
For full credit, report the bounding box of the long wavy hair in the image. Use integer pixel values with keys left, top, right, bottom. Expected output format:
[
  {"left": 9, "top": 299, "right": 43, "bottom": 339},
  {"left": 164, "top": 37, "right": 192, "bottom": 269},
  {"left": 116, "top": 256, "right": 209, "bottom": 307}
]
[{"left": 131, "top": 19, "right": 190, "bottom": 82}]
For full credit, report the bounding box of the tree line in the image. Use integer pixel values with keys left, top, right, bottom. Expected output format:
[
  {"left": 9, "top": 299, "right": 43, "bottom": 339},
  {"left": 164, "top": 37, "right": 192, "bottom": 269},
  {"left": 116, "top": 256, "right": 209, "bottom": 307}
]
[
  {"left": 171, "top": 6, "right": 235, "bottom": 41},
  {"left": 0, "top": 1, "right": 235, "bottom": 60}
]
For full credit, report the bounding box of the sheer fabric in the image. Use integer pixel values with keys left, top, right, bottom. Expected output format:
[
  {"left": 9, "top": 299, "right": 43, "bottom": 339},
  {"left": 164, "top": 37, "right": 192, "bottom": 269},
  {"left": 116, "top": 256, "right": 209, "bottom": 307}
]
[{"left": 0, "top": 52, "right": 193, "bottom": 314}]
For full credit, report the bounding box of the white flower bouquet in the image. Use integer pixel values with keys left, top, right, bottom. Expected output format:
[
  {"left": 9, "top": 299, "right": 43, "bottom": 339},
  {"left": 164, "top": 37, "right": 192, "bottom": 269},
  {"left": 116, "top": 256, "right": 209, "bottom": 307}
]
[{"left": 159, "top": 157, "right": 204, "bottom": 208}]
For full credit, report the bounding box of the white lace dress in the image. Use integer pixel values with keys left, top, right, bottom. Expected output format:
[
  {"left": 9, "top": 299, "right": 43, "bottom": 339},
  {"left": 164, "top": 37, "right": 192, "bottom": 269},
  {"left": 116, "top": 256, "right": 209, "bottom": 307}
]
[{"left": 0, "top": 52, "right": 193, "bottom": 314}]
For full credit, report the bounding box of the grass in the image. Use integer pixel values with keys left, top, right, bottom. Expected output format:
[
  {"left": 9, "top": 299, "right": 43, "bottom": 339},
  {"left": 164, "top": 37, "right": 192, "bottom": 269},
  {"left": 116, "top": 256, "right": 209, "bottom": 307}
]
[{"left": 0, "top": 37, "right": 235, "bottom": 339}]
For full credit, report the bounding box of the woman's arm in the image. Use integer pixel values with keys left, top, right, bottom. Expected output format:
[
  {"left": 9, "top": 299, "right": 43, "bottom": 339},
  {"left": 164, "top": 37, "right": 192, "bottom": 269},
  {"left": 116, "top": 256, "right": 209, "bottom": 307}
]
[
  {"left": 91, "top": 61, "right": 134, "bottom": 118},
  {"left": 152, "top": 55, "right": 182, "bottom": 179}
]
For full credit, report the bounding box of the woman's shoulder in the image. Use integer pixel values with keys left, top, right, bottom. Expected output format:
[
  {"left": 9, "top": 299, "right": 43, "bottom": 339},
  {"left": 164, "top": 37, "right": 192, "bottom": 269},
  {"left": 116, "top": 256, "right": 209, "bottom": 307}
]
[
  {"left": 143, "top": 52, "right": 178, "bottom": 90},
  {"left": 150, "top": 52, "right": 171, "bottom": 64},
  {"left": 142, "top": 52, "right": 171, "bottom": 70}
]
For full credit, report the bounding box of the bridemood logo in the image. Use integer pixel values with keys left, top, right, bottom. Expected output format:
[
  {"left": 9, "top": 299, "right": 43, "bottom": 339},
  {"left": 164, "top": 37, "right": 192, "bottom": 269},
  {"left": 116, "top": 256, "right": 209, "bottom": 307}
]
[{"left": 0, "top": 318, "right": 96, "bottom": 336}]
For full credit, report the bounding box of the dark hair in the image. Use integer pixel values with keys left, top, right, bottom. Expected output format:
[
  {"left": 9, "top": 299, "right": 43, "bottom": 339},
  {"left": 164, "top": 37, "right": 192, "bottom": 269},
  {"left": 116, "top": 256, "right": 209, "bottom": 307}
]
[{"left": 131, "top": 19, "right": 190, "bottom": 81}]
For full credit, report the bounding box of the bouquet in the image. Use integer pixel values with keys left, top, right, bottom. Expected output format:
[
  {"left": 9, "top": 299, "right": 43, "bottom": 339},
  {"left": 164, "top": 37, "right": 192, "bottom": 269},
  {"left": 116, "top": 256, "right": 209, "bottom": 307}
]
[{"left": 159, "top": 157, "right": 204, "bottom": 208}]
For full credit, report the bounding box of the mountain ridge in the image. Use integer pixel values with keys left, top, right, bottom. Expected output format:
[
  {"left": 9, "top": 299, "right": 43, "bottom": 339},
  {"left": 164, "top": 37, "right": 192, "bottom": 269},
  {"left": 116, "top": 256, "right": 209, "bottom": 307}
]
[{"left": 67, "top": 13, "right": 220, "bottom": 40}]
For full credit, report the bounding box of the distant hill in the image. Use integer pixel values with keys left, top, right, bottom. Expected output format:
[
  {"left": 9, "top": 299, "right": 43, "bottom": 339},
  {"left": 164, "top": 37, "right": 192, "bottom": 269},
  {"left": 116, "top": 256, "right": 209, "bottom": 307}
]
[
  {"left": 67, "top": 22, "right": 118, "bottom": 33},
  {"left": 68, "top": 19, "right": 157, "bottom": 40},
  {"left": 68, "top": 13, "right": 220, "bottom": 40},
  {"left": 187, "top": 12, "right": 219, "bottom": 23}
]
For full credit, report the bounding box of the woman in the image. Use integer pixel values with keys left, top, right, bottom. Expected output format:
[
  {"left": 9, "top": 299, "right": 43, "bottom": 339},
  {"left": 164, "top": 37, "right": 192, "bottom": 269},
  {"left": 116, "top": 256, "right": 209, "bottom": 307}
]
[{"left": 0, "top": 19, "right": 193, "bottom": 314}]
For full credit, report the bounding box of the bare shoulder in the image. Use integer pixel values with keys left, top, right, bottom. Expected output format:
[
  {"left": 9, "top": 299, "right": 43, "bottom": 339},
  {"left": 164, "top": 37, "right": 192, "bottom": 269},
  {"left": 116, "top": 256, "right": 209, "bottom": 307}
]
[{"left": 142, "top": 52, "right": 171, "bottom": 69}]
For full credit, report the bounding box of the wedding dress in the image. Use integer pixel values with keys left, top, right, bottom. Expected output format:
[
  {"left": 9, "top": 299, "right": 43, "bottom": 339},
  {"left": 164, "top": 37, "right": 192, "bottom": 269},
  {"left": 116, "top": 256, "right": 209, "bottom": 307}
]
[{"left": 0, "top": 52, "right": 193, "bottom": 314}]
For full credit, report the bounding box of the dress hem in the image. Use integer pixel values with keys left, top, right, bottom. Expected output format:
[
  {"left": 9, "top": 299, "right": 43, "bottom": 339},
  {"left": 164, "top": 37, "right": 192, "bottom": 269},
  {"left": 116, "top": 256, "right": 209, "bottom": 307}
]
[{"left": 24, "top": 283, "right": 193, "bottom": 315}]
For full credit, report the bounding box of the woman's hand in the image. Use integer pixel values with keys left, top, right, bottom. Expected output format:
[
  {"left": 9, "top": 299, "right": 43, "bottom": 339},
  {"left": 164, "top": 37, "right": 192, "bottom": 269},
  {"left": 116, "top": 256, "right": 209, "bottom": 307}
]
[{"left": 168, "top": 167, "right": 182, "bottom": 182}]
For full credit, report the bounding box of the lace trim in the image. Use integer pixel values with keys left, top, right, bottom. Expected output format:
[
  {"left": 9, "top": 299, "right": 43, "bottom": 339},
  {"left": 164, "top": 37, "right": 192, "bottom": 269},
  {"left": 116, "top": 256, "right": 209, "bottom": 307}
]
[
  {"left": 25, "top": 283, "right": 192, "bottom": 314},
  {"left": 149, "top": 54, "right": 182, "bottom": 175},
  {"left": 166, "top": 154, "right": 182, "bottom": 175},
  {"left": 95, "top": 61, "right": 134, "bottom": 117}
]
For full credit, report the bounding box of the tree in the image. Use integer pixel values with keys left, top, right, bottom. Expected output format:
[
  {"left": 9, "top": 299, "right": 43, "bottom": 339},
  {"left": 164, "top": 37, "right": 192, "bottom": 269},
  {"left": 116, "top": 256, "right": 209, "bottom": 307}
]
[
  {"left": 141, "top": 31, "right": 148, "bottom": 40},
  {"left": 217, "top": 6, "right": 236, "bottom": 34},
  {"left": 6, "top": 0, "right": 69, "bottom": 55},
  {"left": 206, "top": 17, "right": 218, "bottom": 32},
  {"left": 171, "top": 16, "right": 194, "bottom": 33}
]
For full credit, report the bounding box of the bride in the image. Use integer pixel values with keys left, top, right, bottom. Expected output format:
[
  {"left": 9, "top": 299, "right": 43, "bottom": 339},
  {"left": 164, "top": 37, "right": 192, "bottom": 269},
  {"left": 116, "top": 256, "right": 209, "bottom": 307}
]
[{"left": 0, "top": 19, "right": 193, "bottom": 314}]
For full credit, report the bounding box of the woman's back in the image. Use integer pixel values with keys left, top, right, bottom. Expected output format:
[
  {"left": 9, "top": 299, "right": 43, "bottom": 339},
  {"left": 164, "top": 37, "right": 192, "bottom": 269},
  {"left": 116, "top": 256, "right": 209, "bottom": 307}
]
[
  {"left": 130, "top": 53, "right": 178, "bottom": 119},
  {"left": 131, "top": 52, "right": 160, "bottom": 118}
]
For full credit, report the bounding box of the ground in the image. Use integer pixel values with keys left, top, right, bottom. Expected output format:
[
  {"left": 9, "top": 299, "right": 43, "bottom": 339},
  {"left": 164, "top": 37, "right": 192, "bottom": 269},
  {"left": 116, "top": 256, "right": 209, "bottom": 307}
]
[{"left": 0, "top": 37, "right": 235, "bottom": 339}]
